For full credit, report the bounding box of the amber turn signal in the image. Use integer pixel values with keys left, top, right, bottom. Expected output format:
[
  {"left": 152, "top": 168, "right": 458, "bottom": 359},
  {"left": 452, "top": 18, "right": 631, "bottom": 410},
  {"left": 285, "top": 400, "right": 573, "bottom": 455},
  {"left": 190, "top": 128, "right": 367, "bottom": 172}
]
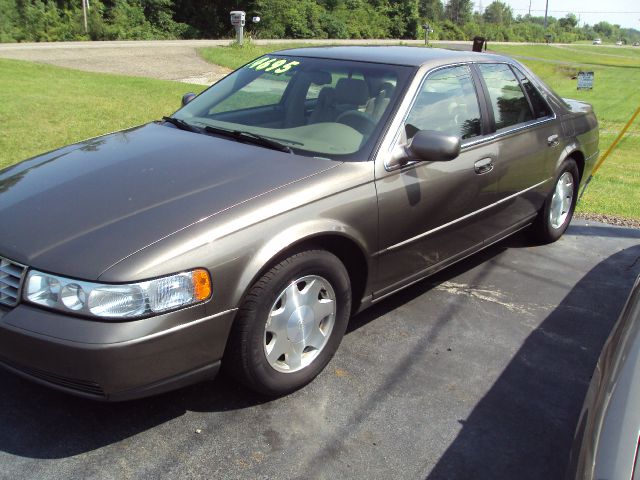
[{"left": 192, "top": 269, "right": 212, "bottom": 301}]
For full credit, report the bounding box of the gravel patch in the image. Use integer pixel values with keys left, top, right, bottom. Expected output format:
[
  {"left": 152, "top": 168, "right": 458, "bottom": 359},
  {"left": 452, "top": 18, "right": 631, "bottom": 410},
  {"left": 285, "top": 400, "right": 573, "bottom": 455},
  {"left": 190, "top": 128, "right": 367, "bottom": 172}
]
[
  {"left": 575, "top": 212, "right": 640, "bottom": 229},
  {"left": 0, "top": 43, "right": 231, "bottom": 85}
]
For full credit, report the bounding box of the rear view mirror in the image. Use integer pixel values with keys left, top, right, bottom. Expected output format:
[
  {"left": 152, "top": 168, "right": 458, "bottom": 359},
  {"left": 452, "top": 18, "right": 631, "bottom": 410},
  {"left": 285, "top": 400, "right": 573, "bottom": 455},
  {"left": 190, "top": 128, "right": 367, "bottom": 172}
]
[{"left": 181, "top": 92, "right": 197, "bottom": 107}]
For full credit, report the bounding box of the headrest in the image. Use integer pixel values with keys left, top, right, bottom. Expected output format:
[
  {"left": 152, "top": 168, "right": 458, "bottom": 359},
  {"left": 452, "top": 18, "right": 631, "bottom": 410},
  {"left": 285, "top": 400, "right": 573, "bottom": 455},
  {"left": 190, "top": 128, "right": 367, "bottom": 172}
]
[
  {"left": 335, "top": 78, "right": 369, "bottom": 105},
  {"left": 303, "top": 70, "right": 332, "bottom": 85},
  {"left": 378, "top": 81, "right": 396, "bottom": 97}
]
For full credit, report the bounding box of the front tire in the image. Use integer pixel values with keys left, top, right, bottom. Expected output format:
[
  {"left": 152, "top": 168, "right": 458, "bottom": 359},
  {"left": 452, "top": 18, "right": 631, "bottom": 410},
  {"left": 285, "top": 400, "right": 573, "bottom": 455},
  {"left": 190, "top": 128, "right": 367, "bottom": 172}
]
[
  {"left": 531, "top": 158, "right": 579, "bottom": 243},
  {"left": 225, "top": 249, "right": 351, "bottom": 396}
]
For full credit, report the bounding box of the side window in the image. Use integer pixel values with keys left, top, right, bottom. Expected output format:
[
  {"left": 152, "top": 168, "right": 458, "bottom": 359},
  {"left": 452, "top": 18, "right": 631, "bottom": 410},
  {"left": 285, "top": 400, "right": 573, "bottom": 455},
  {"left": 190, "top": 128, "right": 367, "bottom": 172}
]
[
  {"left": 210, "top": 72, "right": 289, "bottom": 114},
  {"left": 477, "top": 63, "right": 533, "bottom": 130},
  {"left": 405, "top": 65, "right": 482, "bottom": 140},
  {"left": 512, "top": 66, "right": 552, "bottom": 119}
]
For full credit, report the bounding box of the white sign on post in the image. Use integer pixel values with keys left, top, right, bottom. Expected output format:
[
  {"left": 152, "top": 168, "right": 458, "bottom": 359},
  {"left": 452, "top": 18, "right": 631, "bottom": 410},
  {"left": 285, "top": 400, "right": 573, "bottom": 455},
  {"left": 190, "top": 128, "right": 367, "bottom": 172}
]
[
  {"left": 230, "top": 11, "right": 246, "bottom": 45},
  {"left": 577, "top": 71, "right": 594, "bottom": 90},
  {"left": 230, "top": 11, "right": 245, "bottom": 27}
]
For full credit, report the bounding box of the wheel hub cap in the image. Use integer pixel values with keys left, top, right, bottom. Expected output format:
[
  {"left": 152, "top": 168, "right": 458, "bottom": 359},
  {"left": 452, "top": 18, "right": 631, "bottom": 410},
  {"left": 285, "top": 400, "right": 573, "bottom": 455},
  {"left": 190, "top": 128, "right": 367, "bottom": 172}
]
[
  {"left": 549, "top": 171, "right": 574, "bottom": 229},
  {"left": 264, "top": 275, "right": 336, "bottom": 373},
  {"left": 287, "top": 305, "right": 315, "bottom": 343}
]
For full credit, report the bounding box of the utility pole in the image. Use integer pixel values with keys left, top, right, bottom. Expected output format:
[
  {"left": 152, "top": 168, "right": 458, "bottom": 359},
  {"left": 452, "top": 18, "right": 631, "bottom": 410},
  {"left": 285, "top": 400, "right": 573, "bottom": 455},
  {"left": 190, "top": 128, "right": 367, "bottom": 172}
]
[
  {"left": 543, "top": 0, "right": 549, "bottom": 29},
  {"left": 82, "top": 0, "right": 88, "bottom": 33},
  {"left": 528, "top": 0, "right": 531, "bottom": 16}
]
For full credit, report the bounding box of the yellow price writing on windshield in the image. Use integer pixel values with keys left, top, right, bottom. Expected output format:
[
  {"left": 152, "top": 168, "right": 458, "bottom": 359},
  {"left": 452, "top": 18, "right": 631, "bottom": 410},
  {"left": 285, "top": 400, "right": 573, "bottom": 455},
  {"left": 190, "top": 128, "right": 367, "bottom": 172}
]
[{"left": 246, "top": 57, "right": 300, "bottom": 74}]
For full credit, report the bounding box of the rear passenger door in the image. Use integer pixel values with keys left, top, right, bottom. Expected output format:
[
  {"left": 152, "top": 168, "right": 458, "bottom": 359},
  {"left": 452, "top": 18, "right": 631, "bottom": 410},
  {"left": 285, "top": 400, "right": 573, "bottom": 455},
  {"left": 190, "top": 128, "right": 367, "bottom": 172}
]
[{"left": 474, "top": 63, "right": 560, "bottom": 239}]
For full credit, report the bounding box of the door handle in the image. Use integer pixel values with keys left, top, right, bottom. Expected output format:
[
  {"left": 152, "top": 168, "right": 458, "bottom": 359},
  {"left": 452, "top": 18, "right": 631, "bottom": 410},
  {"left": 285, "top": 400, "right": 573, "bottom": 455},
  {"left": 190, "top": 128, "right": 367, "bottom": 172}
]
[
  {"left": 474, "top": 157, "right": 494, "bottom": 175},
  {"left": 547, "top": 134, "right": 560, "bottom": 147}
]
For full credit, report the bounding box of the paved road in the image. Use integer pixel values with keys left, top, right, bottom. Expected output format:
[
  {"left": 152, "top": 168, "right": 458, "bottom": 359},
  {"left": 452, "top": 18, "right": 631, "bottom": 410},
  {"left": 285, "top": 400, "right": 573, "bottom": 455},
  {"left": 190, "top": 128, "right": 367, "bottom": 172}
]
[{"left": 1, "top": 220, "right": 639, "bottom": 480}]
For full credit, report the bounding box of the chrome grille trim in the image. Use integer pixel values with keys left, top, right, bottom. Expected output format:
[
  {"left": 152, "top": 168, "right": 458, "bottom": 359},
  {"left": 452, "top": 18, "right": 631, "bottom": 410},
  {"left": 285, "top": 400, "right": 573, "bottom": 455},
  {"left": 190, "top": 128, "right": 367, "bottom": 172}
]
[{"left": 0, "top": 256, "right": 27, "bottom": 307}]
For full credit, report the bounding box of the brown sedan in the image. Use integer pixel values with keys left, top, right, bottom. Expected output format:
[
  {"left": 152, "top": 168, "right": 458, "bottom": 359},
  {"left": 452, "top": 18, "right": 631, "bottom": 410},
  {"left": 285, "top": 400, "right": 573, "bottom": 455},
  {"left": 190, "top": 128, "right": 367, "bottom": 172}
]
[{"left": 0, "top": 47, "right": 598, "bottom": 400}]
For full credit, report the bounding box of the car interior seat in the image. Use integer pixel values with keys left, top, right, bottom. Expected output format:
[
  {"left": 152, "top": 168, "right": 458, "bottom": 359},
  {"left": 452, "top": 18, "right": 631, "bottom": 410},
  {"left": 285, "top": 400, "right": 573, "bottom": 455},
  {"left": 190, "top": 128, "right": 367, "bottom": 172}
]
[
  {"left": 365, "top": 81, "right": 395, "bottom": 120},
  {"left": 309, "top": 78, "right": 370, "bottom": 124}
]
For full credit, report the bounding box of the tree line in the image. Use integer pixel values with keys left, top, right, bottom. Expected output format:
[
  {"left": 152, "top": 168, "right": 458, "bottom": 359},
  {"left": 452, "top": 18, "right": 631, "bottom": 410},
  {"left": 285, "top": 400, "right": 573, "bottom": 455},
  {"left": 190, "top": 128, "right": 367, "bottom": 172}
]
[{"left": 1, "top": 0, "right": 638, "bottom": 44}]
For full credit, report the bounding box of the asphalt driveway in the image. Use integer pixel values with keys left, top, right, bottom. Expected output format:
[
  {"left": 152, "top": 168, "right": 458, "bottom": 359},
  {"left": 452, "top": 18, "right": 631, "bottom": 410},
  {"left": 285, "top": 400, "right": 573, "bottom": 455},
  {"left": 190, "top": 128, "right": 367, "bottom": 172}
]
[{"left": 1, "top": 219, "right": 639, "bottom": 479}]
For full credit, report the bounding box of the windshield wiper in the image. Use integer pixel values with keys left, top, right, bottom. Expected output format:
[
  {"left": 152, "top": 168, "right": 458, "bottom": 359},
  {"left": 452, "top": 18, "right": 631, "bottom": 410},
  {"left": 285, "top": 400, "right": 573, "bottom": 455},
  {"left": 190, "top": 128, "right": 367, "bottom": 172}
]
[
  {"left": 204, "top": 126, "right": 292, "bottom": 153},
  {"left": 162, "top": 116, "right": 200, "bottom": 133}
]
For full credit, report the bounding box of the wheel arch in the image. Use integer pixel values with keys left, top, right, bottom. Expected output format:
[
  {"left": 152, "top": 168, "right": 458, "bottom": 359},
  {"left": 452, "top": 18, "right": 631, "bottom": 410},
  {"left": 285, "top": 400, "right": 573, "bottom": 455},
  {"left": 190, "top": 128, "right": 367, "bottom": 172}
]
[
  {"left": 556, "top": 141, "right": 586, "bottom": 182},
  {"left": 234, "top": 226, "right": 371, "bottom": 318},
  {"left": 567, "top": 150, "right": 585, "bottom": 181}
]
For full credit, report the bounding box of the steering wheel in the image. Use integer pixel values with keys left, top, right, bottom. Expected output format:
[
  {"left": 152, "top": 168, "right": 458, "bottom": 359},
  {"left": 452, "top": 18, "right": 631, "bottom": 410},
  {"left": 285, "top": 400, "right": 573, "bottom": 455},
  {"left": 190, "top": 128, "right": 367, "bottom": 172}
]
[{"left": 336, "top": 110, "right": 376, "bottom": 136}]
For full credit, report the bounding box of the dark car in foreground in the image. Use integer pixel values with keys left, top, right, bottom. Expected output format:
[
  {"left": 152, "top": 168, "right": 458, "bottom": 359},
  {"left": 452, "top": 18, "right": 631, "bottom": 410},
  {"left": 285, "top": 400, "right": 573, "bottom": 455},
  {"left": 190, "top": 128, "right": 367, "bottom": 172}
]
[
  {"left": 567, "top": 275, "right": 640, "bottom": 479},
  {"left": 0, "top": 46, "right": 599, "bottom": 400}
]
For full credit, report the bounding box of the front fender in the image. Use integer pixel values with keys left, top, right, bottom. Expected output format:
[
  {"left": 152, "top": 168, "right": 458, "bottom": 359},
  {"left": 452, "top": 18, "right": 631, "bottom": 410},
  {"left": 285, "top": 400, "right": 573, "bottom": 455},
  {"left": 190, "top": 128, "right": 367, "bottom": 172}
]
[{"left": 233, "top": 219, "right": 374, "bottom": 308}]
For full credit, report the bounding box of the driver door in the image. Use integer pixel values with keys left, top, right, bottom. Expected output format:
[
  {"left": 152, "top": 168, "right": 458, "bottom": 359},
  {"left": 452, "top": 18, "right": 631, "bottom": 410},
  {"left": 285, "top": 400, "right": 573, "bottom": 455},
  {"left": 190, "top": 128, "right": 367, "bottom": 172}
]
[{"left": 373, "top": 64, "right": 499, "bottom": 298}]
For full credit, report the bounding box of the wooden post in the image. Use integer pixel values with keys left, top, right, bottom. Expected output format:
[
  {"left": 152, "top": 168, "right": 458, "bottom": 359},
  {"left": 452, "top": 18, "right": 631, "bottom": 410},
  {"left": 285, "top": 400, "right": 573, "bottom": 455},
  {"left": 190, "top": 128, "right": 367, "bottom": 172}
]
[{"left": 82, "top": 0, "right": 88, "bottom": 33}]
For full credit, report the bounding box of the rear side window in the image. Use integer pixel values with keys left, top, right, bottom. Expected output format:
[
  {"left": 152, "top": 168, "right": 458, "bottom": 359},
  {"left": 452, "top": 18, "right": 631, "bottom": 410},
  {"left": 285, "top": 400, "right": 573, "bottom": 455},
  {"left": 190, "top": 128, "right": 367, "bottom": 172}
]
[
  {"left": 405, "top": 65, "right": 482, "bottom": 140},
  {"left": 477, "top": 64, "right": 533, "bottom": 130},
  {"left": 512, "top": 66, "right": 552, "bottom": 119}
]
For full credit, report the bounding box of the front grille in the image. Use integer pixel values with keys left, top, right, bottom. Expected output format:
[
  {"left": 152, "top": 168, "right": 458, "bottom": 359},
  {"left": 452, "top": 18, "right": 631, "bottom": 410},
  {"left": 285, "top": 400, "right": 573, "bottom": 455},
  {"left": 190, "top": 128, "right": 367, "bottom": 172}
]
[{"left": 0, "top": 256, "right": 27, "bottom": 307}]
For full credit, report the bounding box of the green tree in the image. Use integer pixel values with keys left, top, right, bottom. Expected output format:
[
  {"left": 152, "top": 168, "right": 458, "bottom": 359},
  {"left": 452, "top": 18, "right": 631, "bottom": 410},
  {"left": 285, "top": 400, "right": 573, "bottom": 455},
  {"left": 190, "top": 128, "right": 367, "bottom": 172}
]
[
  {"left": 252, "top": 0, "right": 327, "bottom": 38},
  {"left": 330, "top": 0, "right": 391, "bottom": 39},
  {"left": 483, "top": 0, "right": 512, "bottom": 25},
  {"left": 558, "top": 13, "right": 577, "bottom": 30},
  {"left": 0, "top": 0, "right": 19, "bottom": 41},
  {"left": 419, "top": 0, "right": 443, "bottom": 21},
  {"left": 388, "top": 0, "right": 421, "bottom": 38},
  {"left": 444, "top": 0, "right": 472, "bottom": 25}
]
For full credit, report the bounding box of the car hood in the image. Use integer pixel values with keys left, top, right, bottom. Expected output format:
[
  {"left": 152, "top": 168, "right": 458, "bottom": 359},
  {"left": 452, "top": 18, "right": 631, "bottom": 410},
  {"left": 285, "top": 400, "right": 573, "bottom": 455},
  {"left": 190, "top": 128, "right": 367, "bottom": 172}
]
[{"left": 0, "top": 123, "right": 339, "bottom": 280}]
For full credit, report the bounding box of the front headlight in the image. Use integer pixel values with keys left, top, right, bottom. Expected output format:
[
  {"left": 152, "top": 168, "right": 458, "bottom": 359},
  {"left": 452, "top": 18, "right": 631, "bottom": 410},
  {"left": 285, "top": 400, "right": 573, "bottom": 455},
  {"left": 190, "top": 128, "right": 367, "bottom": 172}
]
[{"left": 23, "top": 269, "right": 211, "bottom": 319}]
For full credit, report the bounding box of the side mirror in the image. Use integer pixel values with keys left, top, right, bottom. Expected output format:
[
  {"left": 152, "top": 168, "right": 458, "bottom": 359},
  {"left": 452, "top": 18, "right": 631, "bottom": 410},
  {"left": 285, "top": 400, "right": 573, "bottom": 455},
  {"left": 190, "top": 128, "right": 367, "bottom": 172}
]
[
  {"left": 181, "top": 92, "right": 197, "bottom": 107},
  {"left": 387, "top": 130, "right": 461, "bottom": 170},
  {"left": 409, "top": 130, "right": 461, "bottom": 162}
]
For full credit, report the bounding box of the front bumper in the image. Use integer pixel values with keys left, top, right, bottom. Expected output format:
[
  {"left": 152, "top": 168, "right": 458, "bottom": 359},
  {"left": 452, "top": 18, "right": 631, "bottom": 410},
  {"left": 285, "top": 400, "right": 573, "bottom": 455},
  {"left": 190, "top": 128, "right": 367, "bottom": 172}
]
[{"left": 0, "top": 303, "right": 236, "bottom": 401}]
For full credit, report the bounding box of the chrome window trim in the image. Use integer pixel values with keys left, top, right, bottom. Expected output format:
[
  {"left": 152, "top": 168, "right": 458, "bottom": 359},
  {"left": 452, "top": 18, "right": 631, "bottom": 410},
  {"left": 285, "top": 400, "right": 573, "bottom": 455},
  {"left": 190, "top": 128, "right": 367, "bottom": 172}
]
[
  {"left": 381, "top": 60, "right": 557, "bottom": 171},
  {"left": 462, "top": 114, "right": 557, "bottom": 148},
  {"left": 379, "top": 177, "right": 551, "bottom": 253}
]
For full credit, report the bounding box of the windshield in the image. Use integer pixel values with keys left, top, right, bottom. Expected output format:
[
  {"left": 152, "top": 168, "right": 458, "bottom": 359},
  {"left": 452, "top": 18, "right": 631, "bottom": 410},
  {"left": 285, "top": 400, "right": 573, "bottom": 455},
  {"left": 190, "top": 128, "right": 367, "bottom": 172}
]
[{"left": 174, "top": 55, "right": 413, "bottom": 159}]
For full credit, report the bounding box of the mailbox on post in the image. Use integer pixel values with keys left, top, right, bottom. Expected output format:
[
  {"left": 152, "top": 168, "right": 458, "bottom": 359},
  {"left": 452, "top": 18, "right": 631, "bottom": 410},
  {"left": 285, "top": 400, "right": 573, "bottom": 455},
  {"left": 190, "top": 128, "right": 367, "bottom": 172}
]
[{"left": 230, "top": 10, "right": 246, "bottom": 45}]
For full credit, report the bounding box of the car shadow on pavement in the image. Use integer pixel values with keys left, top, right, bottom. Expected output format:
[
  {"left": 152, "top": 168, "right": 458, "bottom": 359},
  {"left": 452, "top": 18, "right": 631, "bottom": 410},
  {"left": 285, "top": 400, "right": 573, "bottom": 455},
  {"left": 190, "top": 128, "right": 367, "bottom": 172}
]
[
  {"left": 0, "top": 362, "right": 272, "bottom": 459},
  {"left": 426, "top": 242, "right": 640, "bottom": 480}
]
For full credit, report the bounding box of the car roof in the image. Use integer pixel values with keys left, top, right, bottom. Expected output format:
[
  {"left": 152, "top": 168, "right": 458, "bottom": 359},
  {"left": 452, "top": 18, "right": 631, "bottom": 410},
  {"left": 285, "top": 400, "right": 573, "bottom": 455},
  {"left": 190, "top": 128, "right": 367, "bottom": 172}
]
[{"left": 273, "top": 46, "right": 510, "bottom": 68}]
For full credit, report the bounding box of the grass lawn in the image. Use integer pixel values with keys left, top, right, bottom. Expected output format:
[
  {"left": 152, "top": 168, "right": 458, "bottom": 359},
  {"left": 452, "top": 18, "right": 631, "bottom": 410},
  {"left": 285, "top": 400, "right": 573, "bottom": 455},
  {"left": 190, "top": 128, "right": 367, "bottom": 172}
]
[
  {"left": 198, "top": 42, "right": 319, "bottom": 70},
  {"left": 489, "top": 44, "right": 640, "bottom": 220},
  {"left": 0, "top": 59, "right": 206, "bottom": 170}
]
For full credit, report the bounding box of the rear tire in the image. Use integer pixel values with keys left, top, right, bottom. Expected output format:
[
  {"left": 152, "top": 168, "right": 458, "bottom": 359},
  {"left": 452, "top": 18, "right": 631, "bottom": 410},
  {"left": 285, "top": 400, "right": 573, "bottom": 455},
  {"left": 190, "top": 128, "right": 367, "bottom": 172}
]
[
  {"left": 530, "top": 158, "right": 579, "bottom": 244},
  {"left": 224, "top": 249, "right": 351, "bottom": 396}
]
